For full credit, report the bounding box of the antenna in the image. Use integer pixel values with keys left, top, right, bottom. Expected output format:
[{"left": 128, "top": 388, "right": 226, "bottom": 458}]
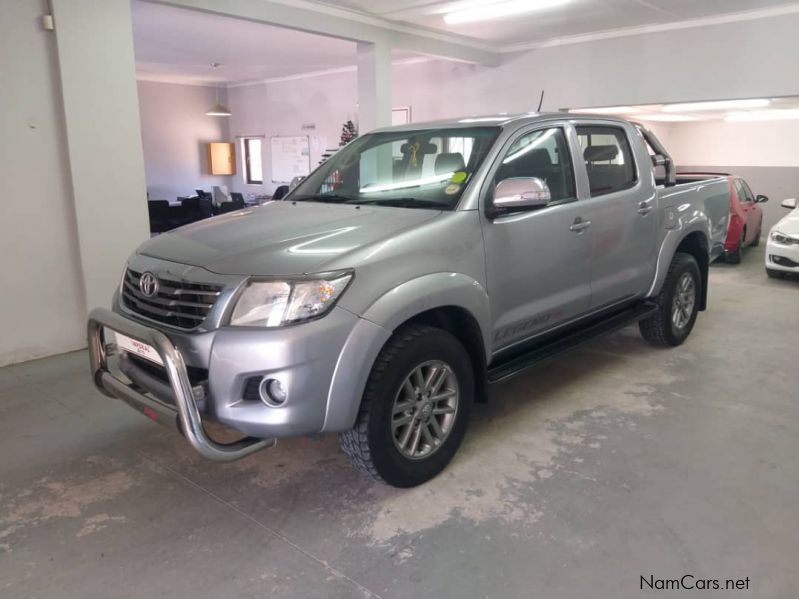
[{"left": 537, "top": 90, "right": 545, "bottom": 112}]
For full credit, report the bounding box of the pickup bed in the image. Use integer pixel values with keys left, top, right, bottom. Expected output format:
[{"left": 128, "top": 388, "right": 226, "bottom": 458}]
[{"left": 88, "top": 113, "right": 729, "bottom": 487}]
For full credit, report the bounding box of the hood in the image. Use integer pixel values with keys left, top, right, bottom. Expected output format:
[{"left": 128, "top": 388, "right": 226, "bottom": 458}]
[
  {"left": 773, "top": 208, "right": 799, "bottom": 236},
  {"left": 137, "top": 201, "right": 441, "bottom": 275}
]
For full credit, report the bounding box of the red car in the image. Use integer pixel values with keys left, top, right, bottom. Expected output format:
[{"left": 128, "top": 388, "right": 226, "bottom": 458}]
[{"left": 678, "top": 173, "right": 767, "bottom": 263}]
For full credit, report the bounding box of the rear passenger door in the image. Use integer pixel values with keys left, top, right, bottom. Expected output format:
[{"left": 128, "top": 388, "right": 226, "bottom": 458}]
[{"left": 575, "top": 124, "right": 657, "bottom": 309}]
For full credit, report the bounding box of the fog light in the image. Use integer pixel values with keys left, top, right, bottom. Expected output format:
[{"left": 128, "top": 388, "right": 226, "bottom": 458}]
[{"left": 259, "top": 378, "right": 288, "bottom": 406}]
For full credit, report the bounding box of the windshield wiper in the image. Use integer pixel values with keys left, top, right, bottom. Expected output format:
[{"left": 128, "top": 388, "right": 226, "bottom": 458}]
[
  {"left": 292, "top": 194, "right": 356, "bottom": 204},
  {"left": 352, "top": 198, "right": 451, "bottom": 210}
]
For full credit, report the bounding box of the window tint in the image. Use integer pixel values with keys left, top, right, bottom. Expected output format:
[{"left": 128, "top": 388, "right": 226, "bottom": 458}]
[
  {"left": 495, "top": 128, "right": 576, "bottom": 202},
  {"left": 739, "top": 179, "right": 754, "bottom": 202},
  {"left": 733, "top": 179, "right": 745, "bottom": 203},
  {"left": 576, "top": 126, "right": 637, "bottom": 196}
]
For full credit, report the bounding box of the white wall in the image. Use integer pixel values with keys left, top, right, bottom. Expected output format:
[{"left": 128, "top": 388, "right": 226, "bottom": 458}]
[
  {"left": 51, "top": 0, "right": 151, "bottom": 314},
  {"left": 667, "top": 120, "right": 799, "bottom": 168},
  {"left": 0, "top": 0, "right": 87, "bottom": 366},
  {"left": 393, "top": 11, "right": 799, "bottom": 117},
  {"left": 666, "top": 119, "right": 799, "bottom": 231},
  {"left": 138, "top": 81, "right": 233, "bottom": 200},
  {"left": 228, "top": 76, "right": 357, "bottom": 195},
  {"left": 228, "top": 10, "right": 799, "bottom": 190}
]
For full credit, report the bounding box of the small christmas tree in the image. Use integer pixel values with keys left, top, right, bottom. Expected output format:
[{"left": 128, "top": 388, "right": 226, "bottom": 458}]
[{"left": 339, "top": 119, "right": 358, "bottom": 147}]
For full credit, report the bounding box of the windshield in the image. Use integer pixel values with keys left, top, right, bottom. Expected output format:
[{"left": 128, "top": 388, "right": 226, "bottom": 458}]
[{"left": 290, "top": 126, "right": 500, "bottom": 209}]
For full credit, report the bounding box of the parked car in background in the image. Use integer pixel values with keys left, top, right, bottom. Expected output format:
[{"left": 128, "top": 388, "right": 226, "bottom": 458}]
[
  {"left": 676, "top": 173, "right": 767, "bottom": 263},
  {"left": 766, "top": 198, "right": 799, "bottom": 278},
  {"left": 88, "top": 114, "right": 729, "bottom": 487}
]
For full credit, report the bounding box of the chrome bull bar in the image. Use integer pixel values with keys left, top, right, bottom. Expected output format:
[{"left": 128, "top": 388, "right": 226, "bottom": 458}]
[{"left": 87, "top": 307, "right": 275, "bottom": 462}]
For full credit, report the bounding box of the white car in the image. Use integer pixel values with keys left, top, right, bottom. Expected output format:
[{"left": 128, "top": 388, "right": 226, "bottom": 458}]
[{"left": 766, "top": 198, "right": 799, "bottom": 278}]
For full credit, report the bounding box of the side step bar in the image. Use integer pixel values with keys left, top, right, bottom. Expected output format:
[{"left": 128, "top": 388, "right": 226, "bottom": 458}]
[{"left": 487, "top": 302, "right": 658, "bottom": 384}]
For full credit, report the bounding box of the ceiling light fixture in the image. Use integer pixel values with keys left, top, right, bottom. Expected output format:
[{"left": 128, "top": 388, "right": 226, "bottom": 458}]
[
  {"left": 725, "top": 109, "right": 799, "bottom": 122},
  {"left": 205, "top": 62, "right": 231, "bottom": 117},
  {"left": 634, "top": 114, "right": 698, "bottom": 122},
  {"left": 663, "top": 99, "right": 770, "bottom": 112},
  {"left": 569, "top": 106, "right": 643, "bottom": 115},
  {"left": 443, "top": 0, "right": 569, "bottom": 24}
]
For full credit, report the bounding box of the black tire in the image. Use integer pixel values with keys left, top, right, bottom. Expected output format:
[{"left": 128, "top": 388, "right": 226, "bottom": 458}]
[
  {"left": 766, "top": 268, "right": 784, "bottom": 279},
  {"left": 339, "top": 324, "right": 474, "bottom": 488},
  {"left": 639, "top": 253, "right": 701, "bottom": 347},
  {"left": 726, "top": 233, "right": 743, "bottom": 264}
]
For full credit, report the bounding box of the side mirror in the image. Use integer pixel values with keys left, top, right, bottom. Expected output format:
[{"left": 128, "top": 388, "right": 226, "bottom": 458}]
[
  {"left": 489, "top": 177, "right": 551, "bottom": 217},
  {"left": 782, "top": 198, "right": 798, "bottom": 209},
  {"left": 756, "top": 195, "right": 769, "bottom": 203}
]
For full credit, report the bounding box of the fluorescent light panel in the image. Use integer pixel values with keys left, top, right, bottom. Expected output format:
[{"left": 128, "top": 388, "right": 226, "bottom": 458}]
[
  {"left": 444, "top": 0, "right": 569, "bottom": 24},
  {"left": 725, "top": 109, "right": 799, "bottom": 122},
  {"left": 663, "top": 99, "right": 770, "bottom": 112},
  {"left": 569, "top": 106, "right": 642, "bottom": 115}
]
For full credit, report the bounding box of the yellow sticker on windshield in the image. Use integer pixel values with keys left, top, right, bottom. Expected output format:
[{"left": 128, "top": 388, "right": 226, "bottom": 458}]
[
  {"left": 445, "top": 184, "right": 461, "bottom": 195},
  {"left": 450, "top": 171, "right": 468, "bottom": 184}
]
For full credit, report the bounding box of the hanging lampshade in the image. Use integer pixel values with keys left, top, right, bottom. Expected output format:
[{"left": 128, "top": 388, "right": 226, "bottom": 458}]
[
  {"left": 206, "top": 65, "right": 231, "bottom": 117},
  {"left": 205, "top": 102, "right": 232, "bottom": 117}
]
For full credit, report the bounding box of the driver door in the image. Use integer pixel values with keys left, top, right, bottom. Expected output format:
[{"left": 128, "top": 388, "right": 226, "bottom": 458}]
[{"left": 481, "top": 124, "right": 592, "bottom": 353}]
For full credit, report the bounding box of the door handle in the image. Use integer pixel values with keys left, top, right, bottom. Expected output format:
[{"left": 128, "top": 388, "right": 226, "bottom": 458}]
[
  {"left": 637, "top": 202, "right": 653, "bottom": 216},
  {"left": 570, "top": 218, "right": 591, "bottom": 233}
]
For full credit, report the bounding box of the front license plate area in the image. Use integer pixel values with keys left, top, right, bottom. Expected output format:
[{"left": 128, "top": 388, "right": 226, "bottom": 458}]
[{"left": 112, "top": 331, "right": 164, "bottom": 366}]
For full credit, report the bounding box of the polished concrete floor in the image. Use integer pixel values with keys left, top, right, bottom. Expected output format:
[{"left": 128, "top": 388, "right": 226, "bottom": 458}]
[{"left": 1, "top": 247, "right": 797, "bottom": 598}]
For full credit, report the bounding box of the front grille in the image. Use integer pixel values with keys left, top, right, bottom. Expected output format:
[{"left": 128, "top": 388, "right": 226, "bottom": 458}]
[
  {"left": 122, "top": 268, "right": 224, "bottom": 329},
  {"left": 770, "top": 255, "right": 799, "bottom": 268}
]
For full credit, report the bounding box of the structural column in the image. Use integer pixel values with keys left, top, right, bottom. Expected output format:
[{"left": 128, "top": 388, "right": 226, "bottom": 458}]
[
  {"left": 51, "top": 0, "right": 150, "bottom": 311},
  {"left": 357, "top": 41, "right": 392, "bottom": 134}
]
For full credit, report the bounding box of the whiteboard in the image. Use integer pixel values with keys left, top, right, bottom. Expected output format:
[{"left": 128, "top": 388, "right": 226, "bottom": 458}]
[{"left": 270, "top": 136, "right": 311, "bottom": 183}]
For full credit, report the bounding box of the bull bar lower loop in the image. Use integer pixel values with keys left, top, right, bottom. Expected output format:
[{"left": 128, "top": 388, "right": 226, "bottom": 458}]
[{"left": 87, "top": 307, "right": 274, "bottom": 462}]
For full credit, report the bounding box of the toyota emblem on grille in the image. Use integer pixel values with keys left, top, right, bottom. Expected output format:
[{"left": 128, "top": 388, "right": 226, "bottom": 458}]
[{"left": 139, "top": 272, "right": 159, "bottom": 298}]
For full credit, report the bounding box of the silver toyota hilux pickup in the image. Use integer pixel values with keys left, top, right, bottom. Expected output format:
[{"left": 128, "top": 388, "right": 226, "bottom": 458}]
[{"left": 88, "top": 114, "right": 729, "bottom": 487}]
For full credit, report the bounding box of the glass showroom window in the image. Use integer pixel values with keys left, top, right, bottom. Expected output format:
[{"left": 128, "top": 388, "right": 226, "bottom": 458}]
[{"left": 243, "top": 138, "right": 263, "bottom": 184}]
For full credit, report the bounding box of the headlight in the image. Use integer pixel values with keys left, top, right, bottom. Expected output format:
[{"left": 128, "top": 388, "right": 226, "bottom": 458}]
[
  {"left": 771, "top": 230, "right": 799, "bottom": 245},
  {"left": 229, "top": 272, "right": 353, "bottom": 327}
]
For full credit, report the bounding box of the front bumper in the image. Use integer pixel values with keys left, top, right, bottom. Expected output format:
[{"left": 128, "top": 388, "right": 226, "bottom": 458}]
[
  {"left": 88, "top": 308, "right": 274, "bottom": 461},
  {"left": 89, "top": 302, "right": 391, "bottom": 461},
  {"left": 766, "top": 238, "right": 799, "bottom": 272}
]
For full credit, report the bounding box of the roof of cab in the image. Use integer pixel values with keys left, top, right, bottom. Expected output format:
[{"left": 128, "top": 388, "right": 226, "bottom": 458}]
[{"left": 371, "top": 112, "right": 631, "bottom": 133}]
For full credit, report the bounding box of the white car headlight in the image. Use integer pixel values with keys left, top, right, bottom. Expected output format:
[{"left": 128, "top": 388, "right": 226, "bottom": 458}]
[
  {"left": 229, "top": 272, "right": 353, "bottom": 327},
  {"left": 771, "top": 230, "right": 799, "bottom": 245}
]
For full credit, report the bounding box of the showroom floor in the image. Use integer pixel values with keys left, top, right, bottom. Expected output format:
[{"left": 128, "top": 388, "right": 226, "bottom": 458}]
[{"left": 1, "top": 248, "right": 796, "bottom": 599}]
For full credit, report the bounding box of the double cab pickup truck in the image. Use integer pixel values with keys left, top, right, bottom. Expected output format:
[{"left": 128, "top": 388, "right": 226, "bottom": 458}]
[{"left": 89, "top": 114, "right": 729, "bottom": 487}]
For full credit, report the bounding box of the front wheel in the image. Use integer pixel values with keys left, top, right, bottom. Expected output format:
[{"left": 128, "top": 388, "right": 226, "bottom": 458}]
[
  {"left": 639, "top": 253, "right": 701, "bottom": 347},
  {"left": 339, "top": 324, "right": 474, "bottom": 487}
]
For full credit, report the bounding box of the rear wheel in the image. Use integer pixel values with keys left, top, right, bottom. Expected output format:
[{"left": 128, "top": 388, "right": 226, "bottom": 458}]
[
  {"left": 726, "top": 230, "right": 744, "bottom": 264},
  {"left": 339, "top": 324, "right": 473, "bottom": 487},
  {"left": 639, "top": 253, "right": 701, "bottom": 347},
  {"left": 750, "top": 227, "right": 761, "bottom": 247}
]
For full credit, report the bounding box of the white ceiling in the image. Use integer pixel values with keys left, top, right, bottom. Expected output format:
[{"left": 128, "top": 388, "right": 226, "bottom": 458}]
[
  {"left": 319, "top": 0, "right": 799, "bottom": 45},
  {"left": 133, "top": 2, "right": 362, "bottom": 86},
  {"left": 133, "top": 0, "right": 799, "bottom": 86}
]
